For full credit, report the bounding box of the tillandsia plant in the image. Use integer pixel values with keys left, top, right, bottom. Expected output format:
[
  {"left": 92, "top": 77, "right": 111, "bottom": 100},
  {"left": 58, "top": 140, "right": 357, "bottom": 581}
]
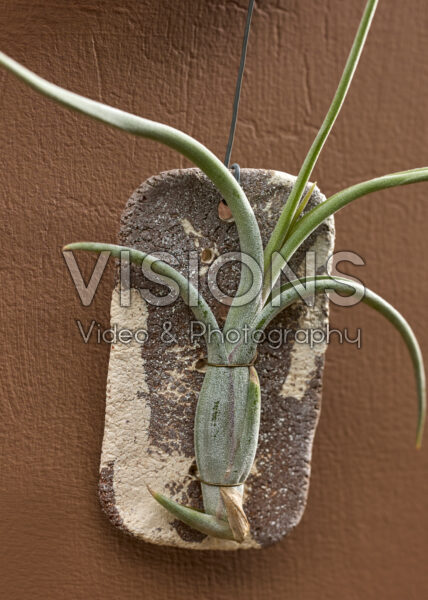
[{"left": 1, "top": 0, "right": 426, "bottom": 543}]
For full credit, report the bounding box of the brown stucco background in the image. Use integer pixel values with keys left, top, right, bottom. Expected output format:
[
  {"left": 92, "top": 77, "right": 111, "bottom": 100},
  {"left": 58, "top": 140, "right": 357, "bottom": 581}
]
[{"left": 1, "top": 1, "right": 428, "bottom": 598}]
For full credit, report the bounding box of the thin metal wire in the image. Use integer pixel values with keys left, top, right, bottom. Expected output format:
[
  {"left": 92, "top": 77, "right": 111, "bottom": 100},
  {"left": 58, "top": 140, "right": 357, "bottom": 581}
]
[
  {"left": 224, "top": 0, "right": 255, "bottom": 170},
  {"left": 195, "top": 475, "right": 246, "bottom": 487},
  {"left": 230, "top": 162, "right": 241, "bottom": 184},
  {"left": 206, "top": 349, "right": 257, "bottom": 368}
]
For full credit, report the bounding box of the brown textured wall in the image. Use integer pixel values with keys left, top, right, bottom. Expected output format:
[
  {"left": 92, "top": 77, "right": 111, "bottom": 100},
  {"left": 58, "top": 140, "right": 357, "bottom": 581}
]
[{"left": 1, "top": 1, "right": 427, "bottom": 598}]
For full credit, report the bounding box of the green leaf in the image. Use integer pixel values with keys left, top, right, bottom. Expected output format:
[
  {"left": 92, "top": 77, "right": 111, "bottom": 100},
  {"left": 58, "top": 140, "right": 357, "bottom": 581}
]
[
  {"left": 63, "top": 241, "right": 227, "bottom": 364},
  {"left": 0, "top": 50, "right": 263, "bottom": 328},
  {"left": 254, "top": 275, "right": 426, "bottom": 447},
  {"left": 147, "top": 487, "right": 236, "bottom": 541},
  {"left": 276, "top": 168, "right": 428, "bottom": 271},
  {"left": 263, "top": 0, "right": 378, "bottom": 294}
]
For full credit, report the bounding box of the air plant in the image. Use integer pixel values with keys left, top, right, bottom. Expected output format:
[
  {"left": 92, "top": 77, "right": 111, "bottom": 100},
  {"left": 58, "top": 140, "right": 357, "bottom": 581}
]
[{"left": 1, "top": 0, "right": 426, "bottom": 543}]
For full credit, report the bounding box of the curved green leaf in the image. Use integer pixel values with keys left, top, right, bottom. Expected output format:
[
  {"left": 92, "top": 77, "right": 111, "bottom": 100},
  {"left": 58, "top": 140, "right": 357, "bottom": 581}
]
[
  {"left": 263, "top": 0, "right": 378, "bottom": 280},
  {"left": 278, "top": 168, "right": 428, "bottom": 268},
  {"left": 147, "top": 487, "right": 235, "bottom": 541},
  {"left": 63, "top": 241, "right": 227, "bottom": 364},
  {"left": 254, "top": 275, "right": 426, "bottom": 447},
  {"left": 0, "top": 51, "right": 263, "bottom": 327}
]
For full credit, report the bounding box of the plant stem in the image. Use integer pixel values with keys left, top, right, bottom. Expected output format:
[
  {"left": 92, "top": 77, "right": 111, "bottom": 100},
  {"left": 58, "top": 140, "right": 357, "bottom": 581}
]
[{"left": 263, "top": 0, "right": 378, "bottom": 295}]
